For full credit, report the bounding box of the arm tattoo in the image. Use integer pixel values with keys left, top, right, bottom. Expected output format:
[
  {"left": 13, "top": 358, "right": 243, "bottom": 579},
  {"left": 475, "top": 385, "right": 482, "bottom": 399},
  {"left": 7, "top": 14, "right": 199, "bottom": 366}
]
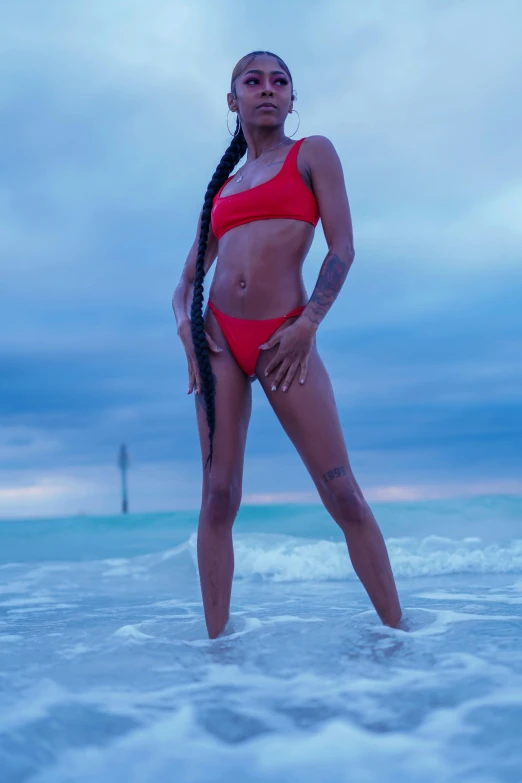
[
  {"left": 302, "top": 252, "right": 350, "bottom": 330},
  {"left": 322, "top": 465, "right": 347, "bottom": 483}
]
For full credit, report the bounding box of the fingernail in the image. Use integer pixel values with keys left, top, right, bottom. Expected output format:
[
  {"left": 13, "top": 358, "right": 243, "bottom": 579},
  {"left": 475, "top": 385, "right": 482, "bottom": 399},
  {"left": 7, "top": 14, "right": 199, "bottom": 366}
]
[
  {"left": 271, "top": 385, "right": 276, "bottom": 391},
  {"left": 264, "top": 372, "right": 268, "bottom": 377},
  {"left": 299, "top": 379, "right": 304, "bottom": 385},
  {"left": 282, "top": 385, "right": 287, "bottom": 392}
]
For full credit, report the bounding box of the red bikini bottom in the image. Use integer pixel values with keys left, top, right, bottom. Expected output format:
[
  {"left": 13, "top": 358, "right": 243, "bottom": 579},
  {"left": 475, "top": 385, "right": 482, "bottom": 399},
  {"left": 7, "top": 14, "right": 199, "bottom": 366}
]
[{"left": 208, "top": 300, "right": 306, "bottom": 377}]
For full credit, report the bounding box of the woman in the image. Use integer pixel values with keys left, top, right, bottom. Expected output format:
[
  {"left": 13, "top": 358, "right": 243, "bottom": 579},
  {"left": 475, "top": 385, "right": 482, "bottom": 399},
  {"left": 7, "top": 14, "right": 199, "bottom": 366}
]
[{"left": 173, "top": 51, "right": 402, "bottom": 638}]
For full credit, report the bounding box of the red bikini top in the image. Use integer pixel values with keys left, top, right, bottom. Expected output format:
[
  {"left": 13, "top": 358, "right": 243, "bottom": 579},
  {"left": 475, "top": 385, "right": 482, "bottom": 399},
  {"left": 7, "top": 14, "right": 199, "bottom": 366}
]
[{"left": 211, "top": 137, "right": 320, "bottom": 240}]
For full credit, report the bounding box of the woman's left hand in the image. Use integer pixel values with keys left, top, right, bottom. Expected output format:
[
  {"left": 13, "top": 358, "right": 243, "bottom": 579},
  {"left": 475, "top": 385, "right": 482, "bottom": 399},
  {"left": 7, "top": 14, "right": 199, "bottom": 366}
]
[{"left": 259, "top": 319, "right": 315, "bottom": 392}]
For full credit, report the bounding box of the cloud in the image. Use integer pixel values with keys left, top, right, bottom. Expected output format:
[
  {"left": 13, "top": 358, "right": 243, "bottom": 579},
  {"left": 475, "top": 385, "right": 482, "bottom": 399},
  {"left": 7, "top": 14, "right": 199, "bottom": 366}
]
[
  {"left": 1, "top": 0, "right": 521, "bottom": 515},
  {"left": 366, "top": 478, "right": 522, "bottom": 503}
]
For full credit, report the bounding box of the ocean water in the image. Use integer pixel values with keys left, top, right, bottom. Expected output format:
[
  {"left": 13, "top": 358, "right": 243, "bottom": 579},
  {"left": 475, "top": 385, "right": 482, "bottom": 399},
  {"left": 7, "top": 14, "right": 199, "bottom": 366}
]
[{"left": 1, "top": 495, "right": 521, "bottom": 783}]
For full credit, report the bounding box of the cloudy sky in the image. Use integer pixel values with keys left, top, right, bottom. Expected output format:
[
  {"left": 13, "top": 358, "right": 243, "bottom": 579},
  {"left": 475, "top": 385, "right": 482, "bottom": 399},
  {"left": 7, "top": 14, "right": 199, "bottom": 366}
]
[{"left": 1, "top": 0, "right": 521, "bottom": 518}]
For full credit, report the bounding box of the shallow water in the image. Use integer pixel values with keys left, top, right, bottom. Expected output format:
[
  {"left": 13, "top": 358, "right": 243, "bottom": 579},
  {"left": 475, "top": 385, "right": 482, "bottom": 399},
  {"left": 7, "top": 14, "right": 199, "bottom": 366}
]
[{"left": 1, "top": 496, "right": 521, "bottom": 782}]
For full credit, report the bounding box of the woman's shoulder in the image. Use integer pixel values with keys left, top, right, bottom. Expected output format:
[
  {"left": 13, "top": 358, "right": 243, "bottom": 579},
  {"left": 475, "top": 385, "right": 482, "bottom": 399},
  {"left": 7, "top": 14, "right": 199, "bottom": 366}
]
[
  {"left": 299, "top": 135, "right": 341, "bottom": 172},
  {"left": 301, "top": 134, "right": 337, "bottom": 152}
]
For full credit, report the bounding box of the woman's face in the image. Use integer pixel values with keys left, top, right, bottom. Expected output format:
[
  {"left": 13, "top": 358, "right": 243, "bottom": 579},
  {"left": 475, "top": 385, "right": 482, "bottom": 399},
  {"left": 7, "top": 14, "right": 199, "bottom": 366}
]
[{"left": 228, "top": 54, "right": 293, "bottom": 130}]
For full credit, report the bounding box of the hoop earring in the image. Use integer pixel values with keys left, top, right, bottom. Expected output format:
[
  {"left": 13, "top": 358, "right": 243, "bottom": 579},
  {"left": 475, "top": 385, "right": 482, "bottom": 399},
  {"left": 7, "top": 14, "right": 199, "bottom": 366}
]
[
  {"left": 227, "top": 109, "right": 241, "bottom": 136},
  {"left": 287, "top": 109, "right": 300, "bottom": 138}
]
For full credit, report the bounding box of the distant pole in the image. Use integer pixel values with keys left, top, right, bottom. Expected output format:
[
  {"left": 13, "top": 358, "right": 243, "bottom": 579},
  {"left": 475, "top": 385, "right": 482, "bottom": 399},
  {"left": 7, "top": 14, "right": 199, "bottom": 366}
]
[{"left": 118, "top": 444, "right": 130, "bottom": 514}]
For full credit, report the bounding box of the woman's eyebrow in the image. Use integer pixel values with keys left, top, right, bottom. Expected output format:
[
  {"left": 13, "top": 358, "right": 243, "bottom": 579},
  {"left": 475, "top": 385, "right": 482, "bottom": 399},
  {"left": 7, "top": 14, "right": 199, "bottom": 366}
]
[{"left": 244, "top": 69, "right": 287, "bottom": 76}]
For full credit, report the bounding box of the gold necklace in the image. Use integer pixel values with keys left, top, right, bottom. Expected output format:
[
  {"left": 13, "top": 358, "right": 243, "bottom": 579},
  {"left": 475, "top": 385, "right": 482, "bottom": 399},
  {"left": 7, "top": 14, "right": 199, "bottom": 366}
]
[{"left": 235, "top": 137, "right": 289, "bottom": 182}]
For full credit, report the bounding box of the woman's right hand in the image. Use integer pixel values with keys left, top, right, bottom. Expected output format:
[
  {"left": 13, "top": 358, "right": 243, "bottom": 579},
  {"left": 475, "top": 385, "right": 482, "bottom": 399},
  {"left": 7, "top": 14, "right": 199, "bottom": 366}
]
[{"left": 177, "top": 320, "right": 223, "bottom": 395}]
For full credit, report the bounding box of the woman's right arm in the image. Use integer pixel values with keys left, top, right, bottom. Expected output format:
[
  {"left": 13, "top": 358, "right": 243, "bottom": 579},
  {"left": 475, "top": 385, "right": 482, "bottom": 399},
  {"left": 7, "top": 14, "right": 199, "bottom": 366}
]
[
  {"left": 172, "top": 209, "right": 219, "bottom": 332},
  {"left": 172, "top": 211, "right": 221, "bottom": 394}
]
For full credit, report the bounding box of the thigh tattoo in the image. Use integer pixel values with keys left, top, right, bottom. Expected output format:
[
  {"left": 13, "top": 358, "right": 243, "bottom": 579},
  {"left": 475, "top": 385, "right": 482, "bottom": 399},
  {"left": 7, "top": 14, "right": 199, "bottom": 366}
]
[
  {"left": 322, "top": 465, "right": 347, "bottom": 483},
  {"left": 195, "top": 371, "right": 217, "bottom": 413}
]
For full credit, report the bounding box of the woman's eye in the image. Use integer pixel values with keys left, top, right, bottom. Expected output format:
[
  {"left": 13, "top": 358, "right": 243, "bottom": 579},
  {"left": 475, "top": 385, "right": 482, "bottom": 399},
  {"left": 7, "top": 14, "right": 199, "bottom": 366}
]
[{"left": 245, "top": 78, "right": 288, "bottom": 86}]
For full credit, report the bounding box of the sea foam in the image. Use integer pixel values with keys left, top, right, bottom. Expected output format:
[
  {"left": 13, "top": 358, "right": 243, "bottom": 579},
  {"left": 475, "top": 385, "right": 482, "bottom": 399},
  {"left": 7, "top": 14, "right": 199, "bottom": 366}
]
[{"left": 186, "top": 532, "right": 522, "bottom": 581}]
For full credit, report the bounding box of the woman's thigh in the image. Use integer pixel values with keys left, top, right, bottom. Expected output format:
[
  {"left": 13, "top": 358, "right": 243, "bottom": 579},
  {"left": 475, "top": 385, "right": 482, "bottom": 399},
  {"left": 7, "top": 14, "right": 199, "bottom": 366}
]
[
  {"left": 256, "top": 343, "right": 356, "bottom": 495},
  {"left": 195, "top": 307, "right": 252, "bottom": 499}
]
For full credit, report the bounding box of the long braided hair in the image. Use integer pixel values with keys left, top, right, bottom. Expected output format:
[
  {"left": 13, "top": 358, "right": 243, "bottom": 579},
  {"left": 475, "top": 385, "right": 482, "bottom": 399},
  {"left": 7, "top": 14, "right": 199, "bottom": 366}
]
[{"left": 190, "top": 51, "right": 295, "bottom": 472}]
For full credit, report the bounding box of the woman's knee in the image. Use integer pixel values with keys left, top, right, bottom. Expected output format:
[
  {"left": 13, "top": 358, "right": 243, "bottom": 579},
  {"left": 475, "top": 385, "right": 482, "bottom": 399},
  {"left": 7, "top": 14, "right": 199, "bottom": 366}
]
[
  {"left": 202, "top": 480, "right": 242, "bottom": 526},
  {"left": 322, "top": 481, "right": 367, "bottom": 526}
]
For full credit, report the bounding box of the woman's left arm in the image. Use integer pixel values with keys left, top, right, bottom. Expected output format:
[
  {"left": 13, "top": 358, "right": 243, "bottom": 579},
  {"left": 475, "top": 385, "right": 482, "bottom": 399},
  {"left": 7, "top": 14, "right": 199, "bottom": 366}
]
[
  {"left": 260, "top": 136, "right": 355, "bottom": 391},
  {"left": 299, "top": 135, "right": 355, "bottom": 333}
]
